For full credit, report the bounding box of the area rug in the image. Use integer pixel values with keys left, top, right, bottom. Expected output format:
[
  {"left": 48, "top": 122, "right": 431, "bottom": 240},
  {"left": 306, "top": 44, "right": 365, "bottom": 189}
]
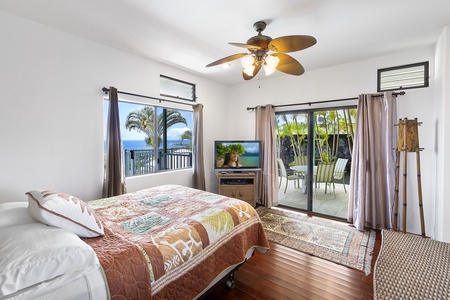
[
  {"left": 374, "top": 229, "right": 450, "bottom": 299},
  {"left": 257, "top": 207, "right": 376, "bottom": 275}
]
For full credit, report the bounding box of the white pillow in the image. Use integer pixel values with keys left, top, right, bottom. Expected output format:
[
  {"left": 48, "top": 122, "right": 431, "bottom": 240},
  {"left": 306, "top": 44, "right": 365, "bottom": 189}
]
[
  {"left": 0, "top": 202, "right": 37, "bottom": 229},
  {"left": 26, "top": 190, "right": 104, "bottom": 238},
  {"left": 0, "top": 223, "right": 100, "bottom": 298}
]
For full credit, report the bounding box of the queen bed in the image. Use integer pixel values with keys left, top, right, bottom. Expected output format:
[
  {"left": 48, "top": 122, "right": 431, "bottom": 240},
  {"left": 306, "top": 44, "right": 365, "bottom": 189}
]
[{"left": 0, "top": 184, "right": 269, "bottom": 299}]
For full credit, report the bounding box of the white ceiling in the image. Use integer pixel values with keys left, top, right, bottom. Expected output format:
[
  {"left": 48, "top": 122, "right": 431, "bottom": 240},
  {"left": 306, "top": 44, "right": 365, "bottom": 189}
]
[{"left": 1, "top": 0, "right": 450, "bottom": 85}]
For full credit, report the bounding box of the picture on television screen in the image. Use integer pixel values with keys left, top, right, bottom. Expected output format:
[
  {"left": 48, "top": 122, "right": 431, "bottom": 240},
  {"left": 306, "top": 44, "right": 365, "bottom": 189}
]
[{"left": 214, "top": 141, "right": 261, "bottom": 170}]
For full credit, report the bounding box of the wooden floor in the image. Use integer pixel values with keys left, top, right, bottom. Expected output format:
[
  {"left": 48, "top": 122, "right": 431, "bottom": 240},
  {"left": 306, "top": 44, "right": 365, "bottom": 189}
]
[{"left": 204, "top": 230, "right": 382, "bottom": 300}]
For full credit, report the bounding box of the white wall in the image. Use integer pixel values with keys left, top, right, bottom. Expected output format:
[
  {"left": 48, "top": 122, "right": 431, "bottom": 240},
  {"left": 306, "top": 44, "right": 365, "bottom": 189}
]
[
  {"left": 434, "top": 26, "right": 450, "bottom": 242},
  {"left": 0, "top": 10, "right": 228, "bottom": 202},
  {"left": 228, "top": 47, "right": 439, "bottom": 239}
]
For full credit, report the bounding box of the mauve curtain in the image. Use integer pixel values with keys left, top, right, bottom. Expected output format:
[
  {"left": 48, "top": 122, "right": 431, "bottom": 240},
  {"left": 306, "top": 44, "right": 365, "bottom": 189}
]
[
  {"left": 103, "top": 86, "right": 126, "bottom": 197},
  {"left": 255, "top": 105, "right": 278, "bottom": 207},
  {"left": 192, "top": 104, "right": 206, "bottom": 190},
  {"left": 349, "top": 91, "right": 397, "bottom": 231}
]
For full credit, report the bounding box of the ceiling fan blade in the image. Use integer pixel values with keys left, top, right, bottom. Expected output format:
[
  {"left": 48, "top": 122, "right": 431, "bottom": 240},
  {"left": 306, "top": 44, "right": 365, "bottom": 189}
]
[
  {"left": 242, "top": 64, "right": 262, "bottom": 80},
  {"left": 273, "top": 53, "right": 305, "bottom": 76},
  {"left": 269, "top": 35, "right": 317, "bottom": 53},
  {"left": 229, "top": 42, "right": 262, "bottom": 51},
  {"left": 206, "top": 53, "right": 247, "bottom": 67}
]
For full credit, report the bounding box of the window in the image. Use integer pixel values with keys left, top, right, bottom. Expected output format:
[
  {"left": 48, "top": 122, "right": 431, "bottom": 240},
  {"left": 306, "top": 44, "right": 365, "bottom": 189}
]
[
  {"left": 104, "top": 100, "right": 193, "bottom": 177},
  {"left": 377, "top": 62, "right": 429, "bottom": 92},
  {"left": 160, "top": 75, "right": 196, "bottom": 101}
]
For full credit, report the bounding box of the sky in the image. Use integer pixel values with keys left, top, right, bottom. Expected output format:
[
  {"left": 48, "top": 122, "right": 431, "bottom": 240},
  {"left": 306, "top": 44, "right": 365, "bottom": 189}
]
[{"left": 103, "top": 100, "right": 192, "bottom": 141}]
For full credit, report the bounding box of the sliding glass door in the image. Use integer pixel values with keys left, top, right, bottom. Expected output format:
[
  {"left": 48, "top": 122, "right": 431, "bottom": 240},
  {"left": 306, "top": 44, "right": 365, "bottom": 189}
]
[{"left": 276, "top": 106, "right": 356, "bottom": 219}]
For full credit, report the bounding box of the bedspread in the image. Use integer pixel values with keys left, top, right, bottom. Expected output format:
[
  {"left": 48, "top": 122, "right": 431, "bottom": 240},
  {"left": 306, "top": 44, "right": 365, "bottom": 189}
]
[{"left": 83, "top": 184, "right": 269, "bottom": 300}]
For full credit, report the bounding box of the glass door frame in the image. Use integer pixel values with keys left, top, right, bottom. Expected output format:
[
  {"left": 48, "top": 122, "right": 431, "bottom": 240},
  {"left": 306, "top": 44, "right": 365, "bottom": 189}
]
[{"left": 276, "top": 104, "right": 357, "bottom": 217}]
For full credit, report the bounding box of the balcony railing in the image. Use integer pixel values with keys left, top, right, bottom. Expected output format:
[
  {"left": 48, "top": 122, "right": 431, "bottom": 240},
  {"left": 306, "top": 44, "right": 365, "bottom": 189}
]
[{"left": 124, "top": 148, "right": 192, "bottom": 177}]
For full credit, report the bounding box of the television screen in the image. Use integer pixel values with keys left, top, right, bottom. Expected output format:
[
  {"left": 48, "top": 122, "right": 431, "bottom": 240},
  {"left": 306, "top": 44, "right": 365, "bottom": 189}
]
[{"left": 214, "top": 140, "right": 262, "bottom": 171}]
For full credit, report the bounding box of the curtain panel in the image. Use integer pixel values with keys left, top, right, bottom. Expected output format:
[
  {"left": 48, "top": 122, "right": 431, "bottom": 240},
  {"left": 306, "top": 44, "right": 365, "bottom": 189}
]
[
  {"left": 255, "top": 105, "right": 278, "bottom": 207},
  {"left": 192, "top": 104, "right": 206, "bottom": 190},
  {"left": 103, "top": 86, "right": 126, "bottom": 197},
  {"left": 349, "top": 92, "right": 397, "bottom": 231}
]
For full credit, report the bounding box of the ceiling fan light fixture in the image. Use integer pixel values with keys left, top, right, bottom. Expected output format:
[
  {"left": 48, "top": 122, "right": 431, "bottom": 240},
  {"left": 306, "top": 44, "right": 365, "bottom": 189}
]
[
  {"left": 243, "top": 65, "right": 255, "bottom": 76},
  {"left": 221, "top": 62, "right": 231, "bottom": 69},
  {"left": 206, "top": 21, "right": 316, "bottom": 80},
  {"left": 241, "top": 55, "right": 256, "bottom": 76},
  {"left": 263, "top": 55, "right": 280, "bottom": 76}
]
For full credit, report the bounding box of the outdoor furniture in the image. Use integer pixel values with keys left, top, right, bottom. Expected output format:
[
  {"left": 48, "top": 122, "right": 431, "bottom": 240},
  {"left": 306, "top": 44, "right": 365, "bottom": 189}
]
[
  {"left": 278, "top": 158, "right": 302, "bottom": 193},
  {"left": 333, "top": 158, "right": 349, "bottom": 193},
  {"left": 314, "top": 161, "right": 336, "bottom": 196},
  {"left": 290, "top": 165, "right": 318, "bottom": 194},
  {"left": 289, "top": 155, "right": 307, "bottom": 166}
]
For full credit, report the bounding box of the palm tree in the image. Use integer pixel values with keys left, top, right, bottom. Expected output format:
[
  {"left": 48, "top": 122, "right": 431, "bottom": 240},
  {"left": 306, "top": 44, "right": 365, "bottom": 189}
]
[
  {"left": 180, "top": 130, "right": 192, "bottom": 144},
  {"left": 179, "top": 130, "right": 192, "bottom": 150},
  {"left": 125, "top": 107, "right": 187, "bottom": 148}
]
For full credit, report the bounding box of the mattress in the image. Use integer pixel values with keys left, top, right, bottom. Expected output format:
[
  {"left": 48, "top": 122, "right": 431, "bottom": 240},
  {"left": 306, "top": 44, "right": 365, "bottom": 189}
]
[
  {"left": 0, "top": 202, "right": 108, "bottom": 300},
  {"left": 2, "top": 266, "right": 108, "bottom": 300}
]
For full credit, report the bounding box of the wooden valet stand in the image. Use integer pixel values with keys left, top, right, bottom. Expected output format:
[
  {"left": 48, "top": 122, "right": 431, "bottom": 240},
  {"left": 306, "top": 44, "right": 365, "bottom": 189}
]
[{"left": 393, "top": 118, "right": 426, "bottom": 236}]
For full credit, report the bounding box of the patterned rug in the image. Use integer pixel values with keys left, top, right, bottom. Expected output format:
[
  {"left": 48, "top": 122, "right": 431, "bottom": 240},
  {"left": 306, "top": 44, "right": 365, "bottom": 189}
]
[
  {"left": 374, "top": 229, "right": 450, "bottom": 299},
  {"left": 257, "top": 207, "right": 376, "bottom": 275}
]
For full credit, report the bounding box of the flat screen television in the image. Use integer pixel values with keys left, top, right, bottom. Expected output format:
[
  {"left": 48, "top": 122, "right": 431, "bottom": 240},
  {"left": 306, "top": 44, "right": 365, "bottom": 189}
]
[{"left": 214, "top": 140, "right": 262, "bottom": 172}]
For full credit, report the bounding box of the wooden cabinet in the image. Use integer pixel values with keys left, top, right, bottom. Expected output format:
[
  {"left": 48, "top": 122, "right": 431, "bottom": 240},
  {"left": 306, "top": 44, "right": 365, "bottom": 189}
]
[{"left": 218, "top": 172, "right": 257, "bottom": 207}]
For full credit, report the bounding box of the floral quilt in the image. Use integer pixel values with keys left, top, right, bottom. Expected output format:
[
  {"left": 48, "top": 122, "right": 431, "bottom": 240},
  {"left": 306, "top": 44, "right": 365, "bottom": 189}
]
[{"left": 83, "top": 184, "right": 269, "bottom": 300}]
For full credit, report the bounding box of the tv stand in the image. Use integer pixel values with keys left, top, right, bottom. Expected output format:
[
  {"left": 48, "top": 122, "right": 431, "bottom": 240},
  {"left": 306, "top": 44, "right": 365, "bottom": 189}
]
[{"left": 218, "top": 172, "right": 256, "bottom": 207}]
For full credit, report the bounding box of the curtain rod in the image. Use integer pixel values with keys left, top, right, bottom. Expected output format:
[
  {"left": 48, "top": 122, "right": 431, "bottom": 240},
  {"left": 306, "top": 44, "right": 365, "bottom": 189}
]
[
  {"left": 102, "top": 87, "right": 196, "bottom": 107},
  {"left": 246, "top": 91, "right": 406, "bottom": 111}
]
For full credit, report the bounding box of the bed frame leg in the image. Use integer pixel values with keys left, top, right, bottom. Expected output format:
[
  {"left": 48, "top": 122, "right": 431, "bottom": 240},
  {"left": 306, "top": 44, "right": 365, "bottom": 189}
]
[{"left": 226, "top": 272, "right": 236, "bottom": 289}]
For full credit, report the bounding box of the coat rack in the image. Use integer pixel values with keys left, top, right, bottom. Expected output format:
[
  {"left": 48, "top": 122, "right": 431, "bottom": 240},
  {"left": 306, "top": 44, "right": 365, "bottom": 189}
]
[{"left": 393, "top": 118, "right": 426, "bottom": 236}]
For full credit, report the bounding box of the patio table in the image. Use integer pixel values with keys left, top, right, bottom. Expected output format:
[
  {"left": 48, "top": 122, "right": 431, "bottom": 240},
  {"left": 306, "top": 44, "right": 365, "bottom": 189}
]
[{"left": 290, "top": 165, "right": 317, "bottom": 193}]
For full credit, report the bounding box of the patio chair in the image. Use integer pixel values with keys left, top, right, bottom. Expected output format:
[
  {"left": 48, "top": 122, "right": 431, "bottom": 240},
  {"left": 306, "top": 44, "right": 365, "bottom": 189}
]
[
  {"left": 278, "top": 158, "right": 302, "bottom": 193},
  {"left": 314, "top": 161, "right": 336, "bottom": 196},
  {"left": 333, "top": 158, "right": 349, "bottom": 193},
  {"left": 289, "top": 155, "right": 308, "bottom": 166}
]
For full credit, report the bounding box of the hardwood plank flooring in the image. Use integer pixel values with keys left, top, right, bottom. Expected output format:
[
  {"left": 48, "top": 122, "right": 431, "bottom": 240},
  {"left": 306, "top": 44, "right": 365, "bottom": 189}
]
[{"left": 204, "top": 230, "right": 381, "bottom": 300}]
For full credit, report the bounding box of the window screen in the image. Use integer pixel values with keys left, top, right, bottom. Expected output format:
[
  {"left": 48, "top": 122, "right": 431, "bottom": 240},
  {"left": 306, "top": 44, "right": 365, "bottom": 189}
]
[
  {"left": 377, "top": 62, "right": 429, "bottom": 92},
  {"left": 160, "top": 75, "right": 196, "bottom": 101}
]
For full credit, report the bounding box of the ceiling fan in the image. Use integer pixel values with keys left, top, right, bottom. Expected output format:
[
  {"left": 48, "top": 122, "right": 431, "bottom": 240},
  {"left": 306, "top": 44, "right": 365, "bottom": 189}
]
[{"left": 206, "top": 21, "right": 317, "bottom": 80}]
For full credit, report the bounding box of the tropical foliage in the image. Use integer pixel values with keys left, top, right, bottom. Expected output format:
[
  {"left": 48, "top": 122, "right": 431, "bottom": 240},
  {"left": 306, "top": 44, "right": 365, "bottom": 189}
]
[
  {"left": 180, "top": 130, "right": 192, "bottom": 143},
  {"left": 276, "top": 114, "right": 308, "bottom": 159},
  {"left": 125, "top": 107, "right": 188, "bottom": 148},
  {"left": 276, "top": 109, "right": 357, "bottom": 163}
]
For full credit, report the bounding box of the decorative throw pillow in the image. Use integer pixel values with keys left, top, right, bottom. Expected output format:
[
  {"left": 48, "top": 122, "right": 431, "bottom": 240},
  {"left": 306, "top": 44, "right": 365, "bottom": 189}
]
[{"left": 26, "top": 190, "right": 104, "bottom": 238}]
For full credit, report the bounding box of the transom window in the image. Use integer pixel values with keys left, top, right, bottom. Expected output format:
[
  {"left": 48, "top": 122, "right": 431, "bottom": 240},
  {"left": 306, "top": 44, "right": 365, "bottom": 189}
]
[
  {"left": 160, "top": 75, "right": 196, "bottom": 101},
  {"left": 377, "top": 62, "right": 429, "bottom": 92},
  {"left": 104, "top": 100, "right": 193, "bottom": 177}
]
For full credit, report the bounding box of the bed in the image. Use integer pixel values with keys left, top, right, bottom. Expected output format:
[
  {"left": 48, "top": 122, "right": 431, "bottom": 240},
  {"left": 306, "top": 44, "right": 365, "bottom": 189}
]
[{"left": 0, "top": 184, "right": 269, "bottom": 299}]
